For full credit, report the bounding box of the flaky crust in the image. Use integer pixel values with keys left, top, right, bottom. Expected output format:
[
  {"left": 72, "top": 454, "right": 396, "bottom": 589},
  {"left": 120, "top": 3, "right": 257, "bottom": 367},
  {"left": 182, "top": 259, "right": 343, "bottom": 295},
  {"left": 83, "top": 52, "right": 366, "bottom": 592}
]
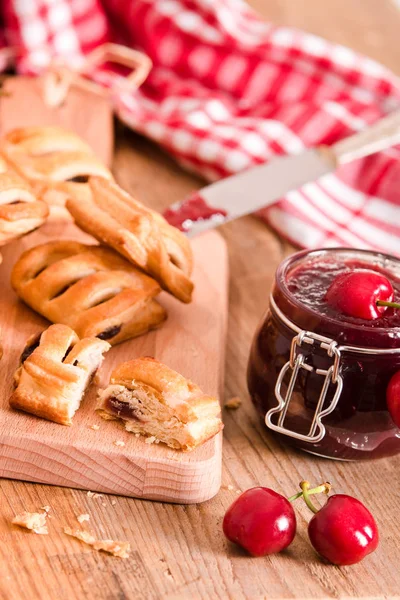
[
  {"left": 66, "top": 177, "right": 194, "bottom": 303},
  {"left": 10, "top": 324, "right": 110, "bottom": 425},
  {"left": 97, "top": 357, "right": 223, "bottom": 450},
  {"left": 11, "top": 240, "right": 167, "bottom": 345},
  {"left": 0, "top": 154, "right": 48, "bottom": 245},
  {"left": 2, "top": 127, "right": 112, "bottom": 220}
]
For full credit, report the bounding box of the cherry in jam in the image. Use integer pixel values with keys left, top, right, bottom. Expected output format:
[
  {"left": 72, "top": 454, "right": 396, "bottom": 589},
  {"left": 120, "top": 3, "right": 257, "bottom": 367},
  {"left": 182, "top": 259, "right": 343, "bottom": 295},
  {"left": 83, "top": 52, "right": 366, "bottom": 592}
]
[
  {"left": 287, "top": 259, "right": 400, "bottom": 328},
  {"left": 247, "top": 249, "right": 400, "bottom": 460}
]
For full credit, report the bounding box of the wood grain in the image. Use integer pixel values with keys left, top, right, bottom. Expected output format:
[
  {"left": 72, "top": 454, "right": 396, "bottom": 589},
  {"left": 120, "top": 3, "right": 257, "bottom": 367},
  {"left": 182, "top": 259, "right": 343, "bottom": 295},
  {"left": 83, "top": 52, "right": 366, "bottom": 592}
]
[
  {"left": 0, "top": 223, "right": 226, "bottom": 503},
  {"left": 0, "top": 76, "right": 113, "bottom": 166},
  {"left": 1, "top": 1, "right": 400, "bottom": 599}
]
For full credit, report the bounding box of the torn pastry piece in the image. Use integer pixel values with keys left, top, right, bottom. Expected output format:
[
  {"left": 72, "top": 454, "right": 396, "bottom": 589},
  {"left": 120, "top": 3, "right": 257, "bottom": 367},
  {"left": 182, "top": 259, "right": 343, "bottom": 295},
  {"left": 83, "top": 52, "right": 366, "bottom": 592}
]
[
  {"left": 11, "top": 240, "right": 167, "bottom": 345},
  {"left": 2, "top": 126, "right": 112, "bottom": 220},
  {"left": 12, "top": 511, "right": 49, "bottom": 534},
  {"left": 0, "top": 154, "right": 48, "bottom": 246},
  {"left": 66, "top": 177, "right": 194, "bottom": 303},
  {"left": 224, "top": 396, "right": 241, "bottom": 409},
  {"left": 97, "top": 357, "right": 223, "bottom": 451},
  {"left": 64, "top": 527, "right": 130, "bottom": 558},
  {"left": 10, "top": 324, "right": 110, "bottom": 425}
]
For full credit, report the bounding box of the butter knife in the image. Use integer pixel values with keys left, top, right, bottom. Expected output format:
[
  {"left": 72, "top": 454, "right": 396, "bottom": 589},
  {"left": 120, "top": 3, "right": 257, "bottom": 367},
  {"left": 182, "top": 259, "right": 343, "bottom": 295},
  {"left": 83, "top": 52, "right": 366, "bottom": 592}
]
[{"left": 163, "top": 110, "right": 400, "bottom": 236}]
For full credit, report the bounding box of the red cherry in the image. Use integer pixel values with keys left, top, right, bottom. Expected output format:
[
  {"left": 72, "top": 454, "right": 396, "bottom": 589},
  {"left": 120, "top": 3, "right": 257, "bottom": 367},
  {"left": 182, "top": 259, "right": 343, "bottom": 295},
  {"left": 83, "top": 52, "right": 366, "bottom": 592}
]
[
  {"left": 387, "top": 370, "right": 400, "bottom": 428},
  {"left": 222, "top": 487, "right": 296, "bottom": 556},
  {"left": 326, "top": 269, "right": 394, "bottom": 320},
  {"left": 308, "top": 494, "right": 379, "bottom": 565}
]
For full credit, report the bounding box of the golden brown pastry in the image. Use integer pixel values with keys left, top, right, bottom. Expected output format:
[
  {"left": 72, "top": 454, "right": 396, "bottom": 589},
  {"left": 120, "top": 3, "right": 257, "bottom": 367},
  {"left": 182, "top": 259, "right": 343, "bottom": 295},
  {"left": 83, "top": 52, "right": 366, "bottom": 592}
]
[
  {"left": 2, "top": 126, "right": 113, "bottom": 220},
  {"left": 0, "top": 155, "right": 48, "bottom": 246},
  {"left": 97, "top": 357, "right": 223, "bottom": 451},
  {"left": 66, "top": 177, "right": 194, "bottom": 303},
  {"left": 10, "top": 324, "right": 110, "bottom": 425},
  {"left": 11, "top": 240, "right": 167, "bottom": 345}
]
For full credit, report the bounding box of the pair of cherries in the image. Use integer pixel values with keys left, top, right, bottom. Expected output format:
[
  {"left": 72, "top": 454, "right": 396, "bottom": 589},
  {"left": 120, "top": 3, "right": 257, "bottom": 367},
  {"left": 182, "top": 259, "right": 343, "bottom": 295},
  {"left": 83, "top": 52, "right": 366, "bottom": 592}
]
[
  {"left": 223, "top": 482, "right": 379, "bottom": 565},
  {"left": 326, "top": 268, "right": 400, "bottom": 428}
]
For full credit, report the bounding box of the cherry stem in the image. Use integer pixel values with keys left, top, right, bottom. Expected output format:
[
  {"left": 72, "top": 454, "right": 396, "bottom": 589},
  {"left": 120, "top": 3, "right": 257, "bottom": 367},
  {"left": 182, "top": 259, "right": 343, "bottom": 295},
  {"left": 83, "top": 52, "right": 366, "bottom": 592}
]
[
  {"left": 376, "top": 300, "right": 400, "bottom": 310},
  {"left": 288, "top": 481, "right": 331, "bottom": 504}
]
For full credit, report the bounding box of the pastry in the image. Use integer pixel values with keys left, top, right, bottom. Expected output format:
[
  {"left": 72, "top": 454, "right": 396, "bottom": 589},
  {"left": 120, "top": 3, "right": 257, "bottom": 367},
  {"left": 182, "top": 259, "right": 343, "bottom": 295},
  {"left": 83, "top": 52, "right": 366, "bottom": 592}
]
[
  {"left": 10, "top": 324, "right": 110, "bottom": 425},
  {"left": 11, "top": 240, "right": 167, "bottom": 345},
  {"left": 66, "top": 177, "right": 194, "bottom": 303},
  {"left": 0, "top": 155, "right": 48, "bottom": 246},
  {"left": 2, "top": 126, "right": 113, "bottom": 220},
  {"left": 97, "top": 357, "right": 223, "bottom": 451}
]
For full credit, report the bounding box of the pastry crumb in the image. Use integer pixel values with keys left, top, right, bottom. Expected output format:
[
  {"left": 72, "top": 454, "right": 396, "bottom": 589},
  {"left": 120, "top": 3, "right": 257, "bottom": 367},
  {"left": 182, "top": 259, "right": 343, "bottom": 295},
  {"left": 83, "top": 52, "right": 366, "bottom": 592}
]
[
  {"left": 145, "top": 436, "right": 157, "bottom": 445},
  {"left": 227, "top": 485, "right": 234, "bottom": 491},
  {"left": 12, "top": 511, "right": 48, "bottom": 535},
  {"left": 164, "top": 568, "right": 174, "bottom": 581},
  {"left": 87, "top": 491, "right": 103, "bottom": 499},
  {"left": 102, "top": 503, "right": 107, "bottom": 507},
  {"left": 134, "top": 433, "right": 140, "bottom": 438},
  {"left": 40, "top": 505, "right": 51, "bottom": 513},
  {"left": 89, "top": 424, "right": 100, "bottom": 431},
  {"left": 77, "top": 513, "right": 90, "bottom": 524},
  {"left": 64, "top": 527, "right": 130, "bottom": 558},
  {"left": 111, "top": 500, "right": 117, "bottom": 506},
  {"left": 224, "top": 396, "right": 241, "bottom": 409},
  {"left": 114, "top": 440, "right": 125, "bottom": 447},
  {"left": 236, "top": 489, "right": 241, "bottom": 494}
]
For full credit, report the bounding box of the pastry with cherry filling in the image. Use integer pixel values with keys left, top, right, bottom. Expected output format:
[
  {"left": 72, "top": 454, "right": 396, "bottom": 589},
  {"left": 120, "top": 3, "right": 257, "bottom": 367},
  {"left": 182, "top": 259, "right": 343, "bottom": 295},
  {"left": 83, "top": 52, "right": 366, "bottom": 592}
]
[
  {"left": 10, "top": 324, "right": 110, "bottom": 425},
  {"left": 2, "top": 126, "right": 112, "bottom": 221},
  {"left": 0, "top": 154, "right": 48, "bottom": 251},
  {"left": 97, "top": 357, "right": 223, "bottom": 451},
  {"left": 11, "top": 240, "right": 167, "bottom": 345},
  {"left": 66, "top": 177, "right": 194, "bottom": 303}
]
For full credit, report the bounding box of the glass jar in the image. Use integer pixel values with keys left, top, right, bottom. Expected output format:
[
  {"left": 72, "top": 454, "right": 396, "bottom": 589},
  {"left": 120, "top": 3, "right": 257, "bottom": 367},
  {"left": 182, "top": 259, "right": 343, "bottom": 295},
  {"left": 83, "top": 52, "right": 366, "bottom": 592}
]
[{"left": 247, "top": 248, "right": 400, "bottom": 460}]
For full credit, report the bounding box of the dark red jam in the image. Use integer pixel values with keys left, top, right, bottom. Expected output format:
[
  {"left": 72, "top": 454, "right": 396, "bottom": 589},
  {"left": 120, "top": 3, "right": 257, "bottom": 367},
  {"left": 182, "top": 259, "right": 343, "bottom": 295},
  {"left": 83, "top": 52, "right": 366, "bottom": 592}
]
[
  {"left": 163, "top": 193, "right": 227, "bottom": 231},
  {"left": 287, "top": 258, "right": 400, "bottom": 329},
  {"left": 247, "top": 248, "right": 400, "bottom": 460}
]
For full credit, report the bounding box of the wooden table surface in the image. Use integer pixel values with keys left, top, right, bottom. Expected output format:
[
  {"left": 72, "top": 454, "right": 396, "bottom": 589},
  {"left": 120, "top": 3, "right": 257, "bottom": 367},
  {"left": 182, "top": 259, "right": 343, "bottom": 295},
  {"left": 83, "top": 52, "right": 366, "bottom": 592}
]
[{"left": 2, "top": 1, "right": 400, "bottom": 598}]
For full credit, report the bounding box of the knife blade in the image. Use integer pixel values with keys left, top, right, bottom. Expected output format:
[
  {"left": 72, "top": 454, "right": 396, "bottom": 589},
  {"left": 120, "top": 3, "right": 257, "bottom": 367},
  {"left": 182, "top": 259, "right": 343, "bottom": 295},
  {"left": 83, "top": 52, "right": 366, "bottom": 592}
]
[{"left": 163, "top": 109, "right": 400, "bottom": 237}]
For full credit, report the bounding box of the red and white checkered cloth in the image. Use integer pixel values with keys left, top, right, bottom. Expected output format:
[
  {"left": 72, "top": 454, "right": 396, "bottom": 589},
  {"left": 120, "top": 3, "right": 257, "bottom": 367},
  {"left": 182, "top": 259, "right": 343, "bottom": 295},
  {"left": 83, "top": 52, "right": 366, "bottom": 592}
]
[{"left": 2, "top": 0, "right": 400, "bottom": 253}]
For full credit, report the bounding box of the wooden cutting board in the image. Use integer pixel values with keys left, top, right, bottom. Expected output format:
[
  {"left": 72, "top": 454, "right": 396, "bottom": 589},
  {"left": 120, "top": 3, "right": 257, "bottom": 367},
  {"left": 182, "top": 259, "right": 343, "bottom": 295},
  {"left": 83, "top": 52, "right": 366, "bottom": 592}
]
[
  {"left": 0, "top": 76, "right": 113, "bottom": 166},
  {"left": 0, "top": 223, "right": 227, "bottom": 504}
]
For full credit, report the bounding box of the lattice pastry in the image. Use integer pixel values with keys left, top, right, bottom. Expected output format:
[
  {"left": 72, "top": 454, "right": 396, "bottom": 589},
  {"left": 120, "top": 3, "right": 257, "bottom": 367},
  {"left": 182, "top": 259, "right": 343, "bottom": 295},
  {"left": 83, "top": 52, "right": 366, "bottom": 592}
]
[
  {"left": 10, "top": 324, "right": 110, "bottom": 425},
  {"left": 66, "top": 177, "right": 194, "bottom": 303},
  {"left": 97, "top": 357, "right": 223, "bottom": 451},
  {"left": 2, "top": 126, "right": 113, "bottom": 220},
  {"left": 11, "top": 240, "right": 167, "bottom": 345},
  {"left": 0, "top": 154, "right": 48, "bottom": 249}
]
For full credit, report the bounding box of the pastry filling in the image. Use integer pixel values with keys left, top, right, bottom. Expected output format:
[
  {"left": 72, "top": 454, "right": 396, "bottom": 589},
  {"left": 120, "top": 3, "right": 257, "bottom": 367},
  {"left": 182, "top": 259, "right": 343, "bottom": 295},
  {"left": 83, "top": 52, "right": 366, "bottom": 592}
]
[
  {"left": 97, "top": 325, "right": 122, "bottom": 340},
  {"left": 68, "top": 175, "right": 89, "bottom": 183},
  {"left": 20, "top": 333, "right": 42, "bottom": 364},
  {"left": 106, "top": 397, "right": 142, "bottom": 421}
]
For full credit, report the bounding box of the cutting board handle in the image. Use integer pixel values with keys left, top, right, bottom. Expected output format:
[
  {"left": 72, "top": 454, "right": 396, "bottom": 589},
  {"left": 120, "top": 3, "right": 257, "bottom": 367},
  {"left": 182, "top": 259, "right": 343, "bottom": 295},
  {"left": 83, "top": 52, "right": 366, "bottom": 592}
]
[
  {"left": 332, "top": 108, "right": 400, "bottom": 164},
  {"left": 42, "top": 43, "right": 152, "bottom": 107}
]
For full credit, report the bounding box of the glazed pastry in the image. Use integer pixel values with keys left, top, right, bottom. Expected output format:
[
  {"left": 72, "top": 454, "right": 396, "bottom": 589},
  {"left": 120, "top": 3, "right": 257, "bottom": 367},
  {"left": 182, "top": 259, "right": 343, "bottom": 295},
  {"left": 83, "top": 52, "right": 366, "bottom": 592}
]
[
  {"left": 11, "top": 240, "right": 167, "bottom": 345},
  {"left": 97, "top": 357, "right": 223, "bottom": 451},
  {"left": 2, "top": 127, "right": 112, "bottom": 220},
  {"left": 0, "top": 155, "right": 48, "bottom": 246},
  {"left": 31, "top": 180, "right": 93, "bottom": 222},
  {"left": 66, "top": 177, "right": 194, "bottom": 303},
  {"left": 10, "top": 324, "right": 110, "bottom": 425}
]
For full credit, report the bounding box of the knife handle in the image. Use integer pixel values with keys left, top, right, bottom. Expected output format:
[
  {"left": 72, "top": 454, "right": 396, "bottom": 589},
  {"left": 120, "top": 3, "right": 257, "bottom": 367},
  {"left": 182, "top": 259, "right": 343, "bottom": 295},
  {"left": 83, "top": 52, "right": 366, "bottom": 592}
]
[{"left": 331, "top": 109, "right": 400, "bottom": 165}]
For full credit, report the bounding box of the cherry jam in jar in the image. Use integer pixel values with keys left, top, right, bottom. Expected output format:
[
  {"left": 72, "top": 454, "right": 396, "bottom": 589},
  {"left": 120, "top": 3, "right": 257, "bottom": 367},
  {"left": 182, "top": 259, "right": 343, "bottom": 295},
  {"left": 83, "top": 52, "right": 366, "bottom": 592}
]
[{"left": 247, "top": 248, "right": 400, "bottom": 460}]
